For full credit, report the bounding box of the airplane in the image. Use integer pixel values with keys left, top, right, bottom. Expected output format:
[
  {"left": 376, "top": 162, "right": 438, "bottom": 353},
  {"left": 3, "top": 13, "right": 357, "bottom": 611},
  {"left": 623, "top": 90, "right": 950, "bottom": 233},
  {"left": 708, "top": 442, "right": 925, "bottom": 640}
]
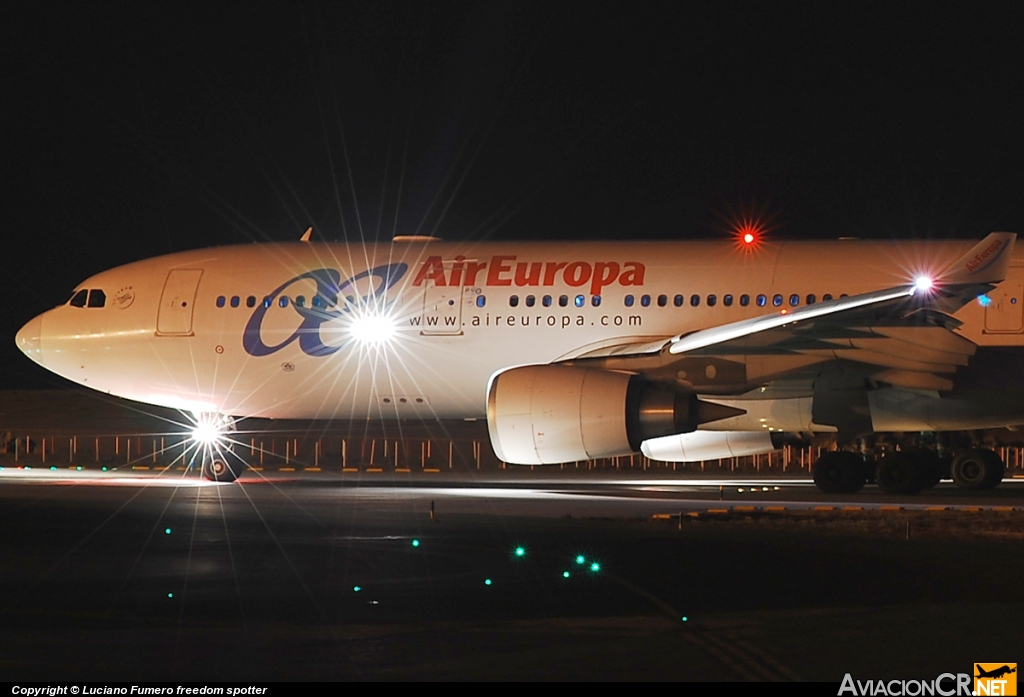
[
  {"left": 14, "top": 230, "right": 1024, "bottom": 494},
  {"left": 976, "top": 666, "right": 1016, "bottom": 679}
]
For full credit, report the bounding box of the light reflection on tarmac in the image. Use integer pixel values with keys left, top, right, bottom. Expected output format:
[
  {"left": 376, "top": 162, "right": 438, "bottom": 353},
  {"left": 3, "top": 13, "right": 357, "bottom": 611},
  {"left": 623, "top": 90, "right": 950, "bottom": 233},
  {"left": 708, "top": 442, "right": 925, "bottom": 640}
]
[{"left": 1, "top": 466, "right": 1021, "bottom": 513}]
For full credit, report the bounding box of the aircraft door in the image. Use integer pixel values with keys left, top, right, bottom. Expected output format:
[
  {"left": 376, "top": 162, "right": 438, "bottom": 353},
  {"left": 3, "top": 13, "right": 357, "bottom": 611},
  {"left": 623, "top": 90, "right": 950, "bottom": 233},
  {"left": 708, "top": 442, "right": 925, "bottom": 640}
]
[
  {"left": 156, "top": 269, "right": 204, "bottom": 336},
  {"left": 420, "top": 265, "right": 464, "bottom": 336},
  {"left": 985, "top": 265, "right": 1024, "bottom": 333}
]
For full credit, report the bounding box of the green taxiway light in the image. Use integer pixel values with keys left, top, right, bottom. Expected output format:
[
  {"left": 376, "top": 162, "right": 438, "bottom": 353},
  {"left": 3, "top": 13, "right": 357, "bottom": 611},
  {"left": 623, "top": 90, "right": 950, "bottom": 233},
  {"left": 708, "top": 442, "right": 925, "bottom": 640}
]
[
  {"left": 411, "top": 539, "right": 420, "bottom": 547},
  {"left": 590, "top": 562, "right": 601, "bottom": 572},
  {"left": 575, "top": 555, "right": 585, "bottom": 565},
  {"left": 562, "top": 571, "right": 570, "bottom": 578},
  {"left": 101, "top": 467, "right": 108, "bottom": 471},
  {"left": 167, "top": 593, "right": 173, "bottom": 599},
  {"left": 50, "top": 466, "right": 56, "bottom": 471},
  {"left": 164, "top": 528, "right": 171, "bottom": 535},
  {"left": 484, "top": 579, "right": 492, "bottom": 586},
  {"left": 515, "top": 546, "right": 525, "bottom": 557},
  {"left": 353, "top": 586, "right": 361, "bottom": 592},
  {"left": 682, "top": 616, "right": 688, "bottom": 622}
]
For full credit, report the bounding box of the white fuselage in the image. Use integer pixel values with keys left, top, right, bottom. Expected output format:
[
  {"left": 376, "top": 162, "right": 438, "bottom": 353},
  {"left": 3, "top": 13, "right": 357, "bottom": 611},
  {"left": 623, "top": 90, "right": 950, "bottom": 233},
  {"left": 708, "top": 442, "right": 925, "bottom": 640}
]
[{"left": 16, "top": 238, "right": 1024, "bottom": 427}]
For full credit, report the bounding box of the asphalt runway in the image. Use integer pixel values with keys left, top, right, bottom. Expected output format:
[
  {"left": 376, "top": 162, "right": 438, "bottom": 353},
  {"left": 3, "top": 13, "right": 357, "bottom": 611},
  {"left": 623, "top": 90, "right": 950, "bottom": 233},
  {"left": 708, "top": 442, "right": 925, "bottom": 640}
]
[{"left": 1, "top": 470, "right": 1021, "bottom": 681}]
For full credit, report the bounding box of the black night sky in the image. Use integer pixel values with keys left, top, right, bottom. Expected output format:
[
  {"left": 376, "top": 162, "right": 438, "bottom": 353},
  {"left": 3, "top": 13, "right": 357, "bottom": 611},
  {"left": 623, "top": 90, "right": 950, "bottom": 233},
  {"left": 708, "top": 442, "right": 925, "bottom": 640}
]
[{"left": 5, "top": 1, "right": 1024, "bottom": 388}]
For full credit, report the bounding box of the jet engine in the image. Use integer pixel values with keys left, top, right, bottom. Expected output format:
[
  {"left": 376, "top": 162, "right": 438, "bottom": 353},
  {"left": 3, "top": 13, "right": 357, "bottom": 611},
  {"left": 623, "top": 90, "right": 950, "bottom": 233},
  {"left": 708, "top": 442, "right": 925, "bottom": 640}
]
[{"left": 486, "top": 365, "right": 742, "bottom": 465}]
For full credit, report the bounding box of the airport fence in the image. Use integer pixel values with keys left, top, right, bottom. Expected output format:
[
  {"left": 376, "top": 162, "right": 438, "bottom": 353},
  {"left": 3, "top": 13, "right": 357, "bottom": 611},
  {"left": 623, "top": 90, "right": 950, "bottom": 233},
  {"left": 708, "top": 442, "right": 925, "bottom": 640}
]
[{"left": 1, "top": 432, "right": 1024, "bottom": 478}]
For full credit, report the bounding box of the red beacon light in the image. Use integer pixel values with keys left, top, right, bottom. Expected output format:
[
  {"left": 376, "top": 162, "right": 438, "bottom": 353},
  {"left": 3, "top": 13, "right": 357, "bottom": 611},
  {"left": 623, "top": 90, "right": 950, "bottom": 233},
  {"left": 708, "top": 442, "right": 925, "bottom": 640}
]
[{"left": 743, "top": 232, "right": 755, "bottom": 245}]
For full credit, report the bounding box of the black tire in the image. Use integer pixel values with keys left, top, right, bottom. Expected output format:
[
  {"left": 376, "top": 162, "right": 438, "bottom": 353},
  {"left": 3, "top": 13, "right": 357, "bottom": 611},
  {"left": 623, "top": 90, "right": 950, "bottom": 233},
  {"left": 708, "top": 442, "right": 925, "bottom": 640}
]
[
  {"left": 876, "top": 451, "right": 928, "bottom": 495},
  {"left": 951, "top": 449, "right": 1004, "bottom": 490},
  {"left": 202, "top": 456, "right": 246, "bottom": 483},
  {"left": 905, "top": 448, "right": 943, "bottom": 490},
  {"left": 813, "top": 451, "right": 867, "bottom": 494}
]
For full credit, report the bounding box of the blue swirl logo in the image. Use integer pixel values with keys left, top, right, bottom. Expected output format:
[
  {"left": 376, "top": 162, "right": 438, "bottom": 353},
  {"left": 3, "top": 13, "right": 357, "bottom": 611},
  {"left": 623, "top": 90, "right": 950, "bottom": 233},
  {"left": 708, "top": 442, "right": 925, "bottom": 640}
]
[{"left": 242, "top": 263, "right": 408, "bottom": 357}]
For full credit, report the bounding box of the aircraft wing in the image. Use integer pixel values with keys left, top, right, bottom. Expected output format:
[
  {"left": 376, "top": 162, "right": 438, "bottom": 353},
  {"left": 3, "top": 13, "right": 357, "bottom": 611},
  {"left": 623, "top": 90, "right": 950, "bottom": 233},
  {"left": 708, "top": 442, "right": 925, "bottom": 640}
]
[{"left": 565, "top": 232, "right": 1015, "bottom": 393}]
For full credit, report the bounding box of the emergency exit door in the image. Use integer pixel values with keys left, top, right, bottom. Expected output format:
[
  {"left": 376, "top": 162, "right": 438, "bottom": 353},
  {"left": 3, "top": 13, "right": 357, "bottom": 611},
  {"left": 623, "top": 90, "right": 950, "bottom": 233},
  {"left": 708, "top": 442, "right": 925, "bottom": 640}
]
[
  {"left": 420, "top": 269, "right": 464, "bottom": 336},
  {"left": 985, "top": 265, "right": 1024, "bottom": 333}
]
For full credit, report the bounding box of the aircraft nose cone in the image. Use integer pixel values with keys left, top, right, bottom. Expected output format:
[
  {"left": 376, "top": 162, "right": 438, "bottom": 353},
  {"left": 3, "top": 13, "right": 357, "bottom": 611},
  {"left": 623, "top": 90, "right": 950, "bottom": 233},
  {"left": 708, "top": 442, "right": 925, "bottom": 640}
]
[{"left": 16, "top": 315, "right": 44, "bottom": 366}]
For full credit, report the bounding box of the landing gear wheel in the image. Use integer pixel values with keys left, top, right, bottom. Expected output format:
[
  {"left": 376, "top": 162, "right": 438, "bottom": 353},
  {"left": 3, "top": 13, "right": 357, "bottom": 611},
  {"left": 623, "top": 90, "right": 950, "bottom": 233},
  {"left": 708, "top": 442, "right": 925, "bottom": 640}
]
[
  {"left": 813, "top": 451, "right": 867, "bottom": 494},
  {"left": 202, "top": 456, "right": 246, "bottom": 483},
  {"left": 951, "top": 449, "right": 1004, "bottom": 490},
  {"left": 905, "top": 448, "right": 943, "bottom": 490},
  {"left": 875, "top": 451, "right": 928, "bottom": 495}
]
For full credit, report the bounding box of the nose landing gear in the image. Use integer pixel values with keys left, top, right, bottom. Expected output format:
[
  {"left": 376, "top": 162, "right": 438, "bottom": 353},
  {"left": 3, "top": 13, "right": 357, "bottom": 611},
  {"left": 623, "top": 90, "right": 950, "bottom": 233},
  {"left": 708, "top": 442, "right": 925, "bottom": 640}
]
[{"left": 201, "top": 454, "right": 247, "bottom": 483}]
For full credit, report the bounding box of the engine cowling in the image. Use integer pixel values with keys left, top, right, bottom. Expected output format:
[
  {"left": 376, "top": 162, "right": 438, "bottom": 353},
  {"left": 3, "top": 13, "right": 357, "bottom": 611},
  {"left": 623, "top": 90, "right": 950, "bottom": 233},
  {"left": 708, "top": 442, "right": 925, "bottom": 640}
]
[
  {"left": 641, "top": 430, "right": 785, "bottom": 462},
  {"left": 486, "top": 365, "right": 742, "bottom": 464}
]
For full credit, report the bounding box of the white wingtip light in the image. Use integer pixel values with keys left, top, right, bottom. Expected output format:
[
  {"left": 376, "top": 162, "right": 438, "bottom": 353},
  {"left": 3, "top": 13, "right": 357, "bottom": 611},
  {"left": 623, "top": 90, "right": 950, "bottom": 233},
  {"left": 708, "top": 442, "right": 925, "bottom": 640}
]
[{"left": 913, "top": 275, "right": 934, "bottom": 293}]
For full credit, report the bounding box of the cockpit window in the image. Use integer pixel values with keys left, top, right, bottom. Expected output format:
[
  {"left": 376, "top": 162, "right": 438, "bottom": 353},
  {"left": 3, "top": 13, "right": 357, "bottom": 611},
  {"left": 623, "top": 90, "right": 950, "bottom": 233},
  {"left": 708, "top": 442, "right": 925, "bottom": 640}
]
[
  {"left": 87, "top": 289, "right": 106, "bottom": 308},
  {"left": 69, "top": 290, "right": 88, "bottom": 307}
]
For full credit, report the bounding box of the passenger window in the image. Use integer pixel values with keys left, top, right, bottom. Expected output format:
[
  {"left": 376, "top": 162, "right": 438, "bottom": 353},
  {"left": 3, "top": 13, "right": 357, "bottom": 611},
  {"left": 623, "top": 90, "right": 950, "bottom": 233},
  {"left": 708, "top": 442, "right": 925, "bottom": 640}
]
[
  {"left": 543, "top": 295, "right": 552, "bottom": 307},
  {"left": 216, "top": 296, "right": 226, "bottom": 308},
  {"left": 773, "top": 294, "right": 783, "bottom": 307},
  {"left": 510, "top": 295, "right": 519, "bottom": 307},
  {"left": 592, "top": 295, "right": 601, "bottom": 307},
  {"left": 674, "top": 294, "right": 684, "bottom": 307},
  {"left": 657, "top": 294, "right": 667, "bottom": 307},
  {"left": 690, "top": 294, "right": 700, "bottom": 307},
  {"left": 263, "top": 297, "right": 272, "bottom": 308},
  {"left": 279, "top": 297, "right": 289, "bottom": 308},
  {"left": 840, "top": 293, "right": 849, "bottom": 298},
  {"left": 806, "top": 294, "right": 816, "bottom": 305},
  {"left": 789, "top": 294, "right": 799, "bottom": 307},
  {"left": 230, "top": 296, "right": 240, "bottom": 308},
  {"left": 295, "top": 296, "right": 305, "bottom": 308},
  {"left": 525, "top": 295, "right": 535, "bottom": 307},
  {"left": 476, "top": 295, "right": 486, "bottom": 308},
  {"left": 740, "top": 294, "right": 750, "bottom": 307},
  {"left": 756, "top": 294, "right": 767, "bottom": 307},
  {"left": 707, "top": 294, "right": 717, "bottom": 307},
  {"left": 70, "top": 289, "right": 88, "bottom": 308},
  {"left": 574, "top": 295, "right": 585, "bottom": 308},
  {"left": 312, "top": 296, "right": 322, "bottom": 308},
  {"left": 624, "top": 295, "right": 634, "bottom": 307},
  {"left": 559, "top": 295, "right": 569, "bottom": 307},
  {"left": 723, "top": 294, "right": 733, "bottom": 306},
  {"left": 247, "top": 296, "right": 257, "bottom": 308},
  {"left": 87, "top": 289, "right": 106, "bottom": 308},
  {"left": 823, "top": 294, "right": 833, "bottom": 301},
  {"left": 640, "top": 295, "right": 651, "bottom": 307}
]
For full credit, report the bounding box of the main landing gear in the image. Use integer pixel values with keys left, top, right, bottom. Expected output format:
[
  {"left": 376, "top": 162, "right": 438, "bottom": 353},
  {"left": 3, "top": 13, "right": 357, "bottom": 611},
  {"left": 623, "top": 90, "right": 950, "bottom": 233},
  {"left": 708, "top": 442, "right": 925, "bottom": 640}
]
[{"left": 812, "top": 446, "right": 1005, "bottom": 495}]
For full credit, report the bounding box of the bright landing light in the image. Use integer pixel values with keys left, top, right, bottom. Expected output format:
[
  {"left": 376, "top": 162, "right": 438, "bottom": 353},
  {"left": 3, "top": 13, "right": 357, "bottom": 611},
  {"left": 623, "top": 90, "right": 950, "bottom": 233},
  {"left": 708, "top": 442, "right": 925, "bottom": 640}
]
[
  {"left": 913, "top": 275, "right": 934, "bottom": 293},
  {"left": 348, "top": 310, "right": 397, "bottom": 346},
  {"left": 190, "top": 413, "right": 231, "bottom": 445}
]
